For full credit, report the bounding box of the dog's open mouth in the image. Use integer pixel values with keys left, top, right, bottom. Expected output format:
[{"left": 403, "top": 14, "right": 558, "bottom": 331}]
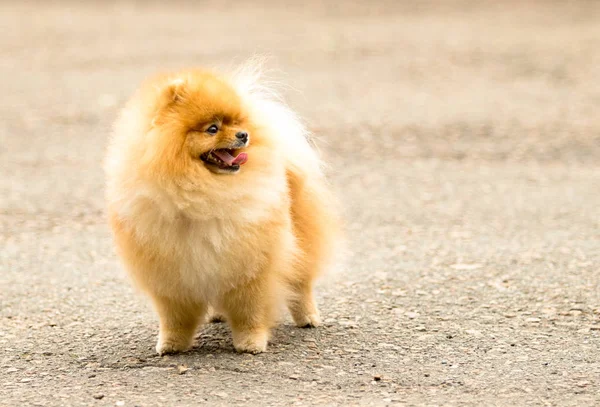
[{"left": 200, "top": 149, "right": 248, "bottom": 173}]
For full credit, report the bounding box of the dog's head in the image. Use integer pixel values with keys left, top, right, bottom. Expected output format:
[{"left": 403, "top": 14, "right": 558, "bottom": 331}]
[{"left": 146, "top": 71, "right": 260, "bottom": 177}]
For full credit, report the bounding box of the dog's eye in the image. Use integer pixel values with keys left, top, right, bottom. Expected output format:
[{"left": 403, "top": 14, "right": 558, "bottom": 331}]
[{"left": 206, "top": 124, "right": 219, "bottom": 135}]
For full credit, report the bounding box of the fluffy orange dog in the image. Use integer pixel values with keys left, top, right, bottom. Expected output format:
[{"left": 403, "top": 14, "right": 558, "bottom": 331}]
[{"left": 105, "top": 63, "right": 338, "bottom": 354}]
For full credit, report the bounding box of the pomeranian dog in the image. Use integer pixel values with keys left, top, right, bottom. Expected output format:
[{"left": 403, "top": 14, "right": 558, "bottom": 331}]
[{"left": 105, "top": 62, "right": 338, "bottom": 354}]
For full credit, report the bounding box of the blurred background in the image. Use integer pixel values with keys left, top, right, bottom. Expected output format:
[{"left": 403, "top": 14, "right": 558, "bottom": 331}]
[
  {"left": 2, "top": 1, "right": 600, "bottom": 212},
  {"left": 2, "top": 1, "right": 600, "bottom": 405}
]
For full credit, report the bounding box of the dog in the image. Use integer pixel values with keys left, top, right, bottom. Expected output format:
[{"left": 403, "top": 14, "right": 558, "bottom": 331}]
[{"left": 104, "top": 62, "right": 339, "bottom": 354}]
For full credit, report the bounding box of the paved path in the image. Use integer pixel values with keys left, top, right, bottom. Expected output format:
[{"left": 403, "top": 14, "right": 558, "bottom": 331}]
[{"left": 1, "top": 1, "right": 599, "bottom": 406}]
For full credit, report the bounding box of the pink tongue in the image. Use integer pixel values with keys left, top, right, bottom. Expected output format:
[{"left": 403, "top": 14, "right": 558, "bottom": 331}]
[
  {"left": 232, "top": 152, "right": 248, "bottom": 165},
  {"left": 213, "top": 150, "right": 248, "bottom": 166}
]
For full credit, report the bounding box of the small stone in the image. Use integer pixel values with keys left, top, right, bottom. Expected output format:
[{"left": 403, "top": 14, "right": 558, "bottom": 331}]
[
  {"left": 6, "top": 367, "right": 18, "bottom": 373},
  {"left": 215, "top": 392, "right": 228, "bottom": 398},
  {"left": 465, "top": 329, "right": 482, "bottom": 337},
  {"left": 289, "top": 375, "right": 299, "bottom": 380},
  {"left": 590, "top": 326, "right": 600, "bottom": 331},
  {"left": 577, "top": 381, "right": 590, "bottom": 387},
  {"left": 526, "top": 317, "right": 541, "bottom": 323},
  {"left": 20, "top": 378, "right": 32, "bottom": 383},
  {"left": 405, "top": 312, "right": 419, "bottom": 319},
  {"left": 177, "top": 365, "right": 189, "bottom": 375},
  {"left": 115, "top": 402, "right": 125, "bottom": 406},
  {"left": 373, "top": 374, "right": 382, "bottom": 381},
  {"left": 415, "top": 326, "right": 426, "bottom": 332},
  {"left": 93, "top": 394, "right": 105, "bottom": 400}
]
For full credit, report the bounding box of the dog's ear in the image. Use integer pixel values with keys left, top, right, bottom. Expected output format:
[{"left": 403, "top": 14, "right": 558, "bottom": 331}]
[
  {"left": 151, "top": 77, "right": 187, "bottom": 127},
  {"left": 164, "top": 77, "right": 186, "bottom": 103}
]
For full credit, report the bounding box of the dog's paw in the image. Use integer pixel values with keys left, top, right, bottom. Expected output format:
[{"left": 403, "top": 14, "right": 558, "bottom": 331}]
[
  {"left": 232, "top": 330, "right": 268, "bottom": 354},
  {"left": 155, "top": 337, "right": 192, "bottom": 355},
  {"left": 293, "top": 312, "right": 321, "bottom": 328}
]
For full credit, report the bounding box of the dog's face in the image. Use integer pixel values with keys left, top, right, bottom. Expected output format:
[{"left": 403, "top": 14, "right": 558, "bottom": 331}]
[
  {"left": 193, "top": 119, "right": 249, "bottom": 175},
  {"left": 148, "top": 71, "right": 257, "bottom": 177}
]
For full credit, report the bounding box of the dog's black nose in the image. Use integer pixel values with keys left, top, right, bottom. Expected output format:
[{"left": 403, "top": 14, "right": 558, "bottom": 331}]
[{"left": 235, "top": 131, "right": 249, "bottom": 143}]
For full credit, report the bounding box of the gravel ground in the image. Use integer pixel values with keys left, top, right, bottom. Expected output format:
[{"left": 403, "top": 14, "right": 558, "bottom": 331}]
[{"left": 1, "top": 1, "right": 600, "bottom": 406}]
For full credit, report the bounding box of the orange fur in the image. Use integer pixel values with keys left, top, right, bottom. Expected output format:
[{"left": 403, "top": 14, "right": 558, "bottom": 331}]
[{"left": 105, "top": 64, "right": 338, "bottom": 354}]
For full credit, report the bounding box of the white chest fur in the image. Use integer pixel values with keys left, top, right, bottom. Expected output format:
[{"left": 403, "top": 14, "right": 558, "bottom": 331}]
[{"left": 113, "top": 176, "right": 289, "bottom": 302}]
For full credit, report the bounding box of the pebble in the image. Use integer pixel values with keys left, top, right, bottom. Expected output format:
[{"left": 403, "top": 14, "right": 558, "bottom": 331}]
[
  {"left": 373, "top": 374, "right": 382, "bottom": 381},
  {"left": 570, "top": 310, "right": 583, "bottom": 316},
  {"left": 526, "top": 318, "right": 541, "bottom": 323},
  {"left": 115, "top": 401, "right": 125, "bottom": 406},
  {"left": 177, "top": 365, "right": 189, "bottom": 375},
  {"left": 93, "top": 394, "right": 105, "bottom": 400},
  {"left": 415, "top": 326, "right": 426, "bottom": 332}
]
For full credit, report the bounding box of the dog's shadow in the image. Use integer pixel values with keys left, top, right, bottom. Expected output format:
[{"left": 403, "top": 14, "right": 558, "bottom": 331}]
[
  {"left": 189, "top": 319, "right": 314, "bottom": 356},
  {"left": 93, "top": 318, "right": 322, "bottom": 369}
]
